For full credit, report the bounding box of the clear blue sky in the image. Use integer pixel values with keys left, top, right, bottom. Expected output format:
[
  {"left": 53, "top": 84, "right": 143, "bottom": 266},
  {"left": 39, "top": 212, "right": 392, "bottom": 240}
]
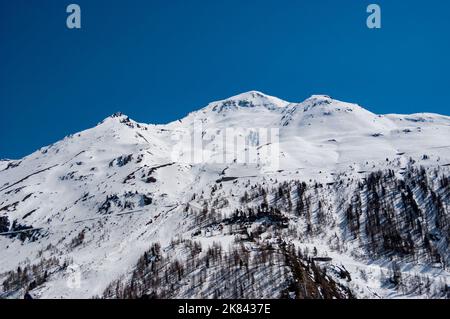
[{"left": 1, "top": 0, "right": 449, "bottom": 158}]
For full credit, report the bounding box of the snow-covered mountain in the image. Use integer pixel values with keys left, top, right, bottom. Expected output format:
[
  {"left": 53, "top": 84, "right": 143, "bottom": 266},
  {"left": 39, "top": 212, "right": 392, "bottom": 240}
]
[{"left": 0, "top": 91, "right": 449, "bottom": 299}]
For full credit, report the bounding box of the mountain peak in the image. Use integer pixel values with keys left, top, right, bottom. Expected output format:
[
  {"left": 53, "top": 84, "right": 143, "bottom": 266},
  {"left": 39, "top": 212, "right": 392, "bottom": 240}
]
[
  {"left": 105, "top": 112, "right": 135, "bottom": 122},
  {"left": 95, "top": 112, "right": 139, "bottom": 129},
  {"left": 207, "top": 90, "right": 290, "bottom": 113},
  {"left": 299, "top": 94, "right": 360, "bottom": 112},
  {"left": 110, "top": 112, "right": 127, "bottom": 118},
  {"left": 306, "top": 94, "right": 333, "bottom": 102},
  {"left": 228, "top": 90, "right": 273, "bottom": 100}
]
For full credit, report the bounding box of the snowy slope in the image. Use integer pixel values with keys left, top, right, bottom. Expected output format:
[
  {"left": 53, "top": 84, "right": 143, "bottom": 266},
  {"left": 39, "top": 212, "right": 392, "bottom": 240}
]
[{"left": 0, "top": 91, "right": 449, "bottom": 299}]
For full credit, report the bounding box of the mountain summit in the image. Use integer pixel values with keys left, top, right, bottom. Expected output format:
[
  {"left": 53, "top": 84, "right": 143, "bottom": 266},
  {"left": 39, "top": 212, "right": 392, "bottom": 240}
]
[{"left": 207, "top": 90, "right": 290, "bottom": 113}]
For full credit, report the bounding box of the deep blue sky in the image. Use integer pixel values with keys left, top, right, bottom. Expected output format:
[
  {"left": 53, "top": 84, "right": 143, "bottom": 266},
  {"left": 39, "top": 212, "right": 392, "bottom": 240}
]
[{"left": 1, "top": 0, "right": 449, "bottom": 159}]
